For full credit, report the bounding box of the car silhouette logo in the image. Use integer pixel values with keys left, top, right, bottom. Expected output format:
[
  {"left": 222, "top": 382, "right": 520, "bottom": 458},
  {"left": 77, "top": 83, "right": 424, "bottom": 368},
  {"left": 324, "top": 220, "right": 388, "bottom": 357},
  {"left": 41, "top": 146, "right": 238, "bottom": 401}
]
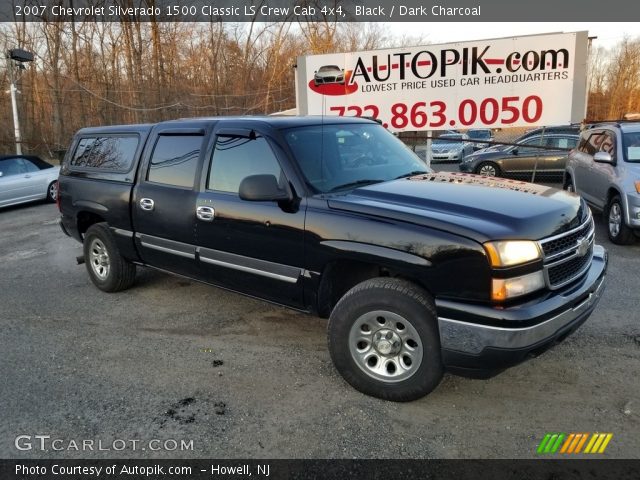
[{"left": 313, "top": 65, "right": 345, "bottom": 86}]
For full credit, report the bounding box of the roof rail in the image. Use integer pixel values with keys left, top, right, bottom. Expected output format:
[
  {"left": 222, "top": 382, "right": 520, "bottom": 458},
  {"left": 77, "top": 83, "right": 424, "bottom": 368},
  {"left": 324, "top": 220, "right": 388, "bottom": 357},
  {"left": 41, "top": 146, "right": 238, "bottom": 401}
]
[{"left": 585, "top": 117, "right": 640, "bottom": 128}]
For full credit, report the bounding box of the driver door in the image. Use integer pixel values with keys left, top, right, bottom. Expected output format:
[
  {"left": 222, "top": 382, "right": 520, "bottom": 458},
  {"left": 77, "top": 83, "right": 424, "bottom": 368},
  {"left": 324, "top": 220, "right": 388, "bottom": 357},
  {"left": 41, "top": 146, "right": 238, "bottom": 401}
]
[{"left": 194, "top": 129, "right": 306, "bottom": 307}]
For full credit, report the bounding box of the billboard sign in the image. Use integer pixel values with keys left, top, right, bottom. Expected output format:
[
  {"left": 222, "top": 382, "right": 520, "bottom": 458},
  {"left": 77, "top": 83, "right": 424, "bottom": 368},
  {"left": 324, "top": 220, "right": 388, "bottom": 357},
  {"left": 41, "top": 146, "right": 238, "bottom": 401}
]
[{"left": 296, "top": 32, "right": 589, "bottom": 131}]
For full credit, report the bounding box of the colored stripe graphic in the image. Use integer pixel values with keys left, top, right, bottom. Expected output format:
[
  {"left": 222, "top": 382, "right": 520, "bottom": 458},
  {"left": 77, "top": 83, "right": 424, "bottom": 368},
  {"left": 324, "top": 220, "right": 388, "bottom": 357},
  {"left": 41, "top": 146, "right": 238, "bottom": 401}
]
[
  {"left": 537, "top": 433, "right": 565, "bottom": 454},
  {"left": 538, "top": 433, "right": 613, "bottom": 454},
  {"left": 585, "top": 433, "right": 613, "bottom": 454}
]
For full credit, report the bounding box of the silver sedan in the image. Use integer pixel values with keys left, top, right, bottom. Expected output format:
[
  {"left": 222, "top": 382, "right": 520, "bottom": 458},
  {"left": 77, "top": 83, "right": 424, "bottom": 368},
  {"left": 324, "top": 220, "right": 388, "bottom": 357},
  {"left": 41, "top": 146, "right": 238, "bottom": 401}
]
[{"left": 0, "top": 155, "right": 60, "bottom": 208}]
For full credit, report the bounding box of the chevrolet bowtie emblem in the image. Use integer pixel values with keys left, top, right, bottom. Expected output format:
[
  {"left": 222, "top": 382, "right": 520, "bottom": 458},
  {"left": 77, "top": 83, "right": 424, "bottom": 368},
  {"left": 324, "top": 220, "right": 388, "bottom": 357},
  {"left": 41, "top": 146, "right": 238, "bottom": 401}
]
[{"left": 576, "top": 238, "right": 589, "bottom": 257}]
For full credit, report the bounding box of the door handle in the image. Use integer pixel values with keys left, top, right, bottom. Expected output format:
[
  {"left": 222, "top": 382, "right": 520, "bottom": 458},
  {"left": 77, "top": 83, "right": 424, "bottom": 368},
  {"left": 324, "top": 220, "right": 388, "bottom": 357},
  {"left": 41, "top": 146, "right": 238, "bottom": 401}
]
[
  {"left": 139, "top": 198, "right": 155, "bottom": 211},
  {"left": 196, "top": 206, "right": 215, "bottom": 221}
]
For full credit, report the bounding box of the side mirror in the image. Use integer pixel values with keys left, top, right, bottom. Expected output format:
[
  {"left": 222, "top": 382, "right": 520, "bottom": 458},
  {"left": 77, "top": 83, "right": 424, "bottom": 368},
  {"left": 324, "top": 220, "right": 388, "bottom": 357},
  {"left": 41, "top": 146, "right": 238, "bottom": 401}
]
[
  {"left": 593, "top": 151, "right": 614, "bottom": 164},
  {"left": 239, "top": 174, "right": 291, "bottom": 202},
  {"left": 511, "top": 148, "right": 519, "bottom": 155}
]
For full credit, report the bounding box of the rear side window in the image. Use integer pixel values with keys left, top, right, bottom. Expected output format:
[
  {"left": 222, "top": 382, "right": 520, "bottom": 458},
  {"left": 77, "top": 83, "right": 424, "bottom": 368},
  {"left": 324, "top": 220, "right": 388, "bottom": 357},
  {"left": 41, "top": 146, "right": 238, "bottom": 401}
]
[
  {"left": 548, "top": 136, "right": 578, "bottom": 149},
  {"left": 147, "top": 135, "right": 203, "bottom": 188},
  {"left": 70, "top": 136, "right": 138, "bottom": 170}
]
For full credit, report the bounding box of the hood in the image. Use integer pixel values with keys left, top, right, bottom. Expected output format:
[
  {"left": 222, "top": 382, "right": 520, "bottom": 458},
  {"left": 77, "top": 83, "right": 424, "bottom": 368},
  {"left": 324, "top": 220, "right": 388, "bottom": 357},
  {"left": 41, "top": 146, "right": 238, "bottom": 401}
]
[
  {"left": 327, "top": 172, "right": 587, "bottom": 243},
  {"left": 464, "top": 149, "right": 511, "bottom": 162}
]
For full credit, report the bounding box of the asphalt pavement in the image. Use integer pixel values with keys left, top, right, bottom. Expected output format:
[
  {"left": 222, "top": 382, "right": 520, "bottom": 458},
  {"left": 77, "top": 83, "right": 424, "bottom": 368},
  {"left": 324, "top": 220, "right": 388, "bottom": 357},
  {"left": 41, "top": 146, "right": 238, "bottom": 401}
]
[{"left": 1, "top": 195, "right": 638, "bottom": 459}]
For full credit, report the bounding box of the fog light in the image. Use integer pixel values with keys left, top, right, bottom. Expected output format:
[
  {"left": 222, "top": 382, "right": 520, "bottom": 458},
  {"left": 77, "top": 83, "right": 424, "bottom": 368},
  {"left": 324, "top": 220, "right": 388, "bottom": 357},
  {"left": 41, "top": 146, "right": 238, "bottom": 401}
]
[{"left": 492, "top": 271, "right": 545, "bottom": 301}]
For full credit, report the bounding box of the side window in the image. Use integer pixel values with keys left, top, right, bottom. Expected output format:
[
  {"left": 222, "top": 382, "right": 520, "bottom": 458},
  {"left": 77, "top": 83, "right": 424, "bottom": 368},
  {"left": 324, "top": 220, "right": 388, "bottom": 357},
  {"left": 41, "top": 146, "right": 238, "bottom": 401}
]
[
  {"left": 208, "top": 136, "right": 283, "bottom": 194},
  {"left": 18, "top": 158, "right": 40, "bottom": 173},
  {"left": 582, "top": 132, "right": 615, "bottom": 158},
  {"left": 599, "top": 131, "right": 617, "bottom": 160},
  {"left": 70, "top": 136, "right": 138, "bottom": 170},
  {"left": 70, "top": 138, "right": 96, "bottom": 167},
  {"left": 577, "top": 135, "right": 592, "bottom": 154},
  {"left": 518, "top": 138, "right": 542, "bottom": 154},
  {"left": 147, "top": 135, "right": 203, "bottom": 188},
  {"left": 0, "top": 159, "right": 23, "bottom": 177},
  {"left": 548, "top": 136, "right": 577, "bottom": 150}
]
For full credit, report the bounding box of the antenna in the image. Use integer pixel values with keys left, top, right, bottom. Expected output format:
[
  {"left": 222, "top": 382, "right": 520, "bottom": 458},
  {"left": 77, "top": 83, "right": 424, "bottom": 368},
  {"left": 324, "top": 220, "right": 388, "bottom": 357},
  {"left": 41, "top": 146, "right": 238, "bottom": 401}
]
[{"left": 320, "top": 93, "right": 326, "bottom": 185}]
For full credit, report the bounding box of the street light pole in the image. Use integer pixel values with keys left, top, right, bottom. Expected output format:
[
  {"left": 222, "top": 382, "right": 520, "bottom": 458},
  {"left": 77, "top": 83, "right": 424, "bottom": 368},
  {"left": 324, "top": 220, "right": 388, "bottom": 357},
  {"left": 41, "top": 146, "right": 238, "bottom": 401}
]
[
  {"left": 6, "top": 48, "right": 34, "bottom": 156},
  {"left": 7, "top": 60, "right": 23, "bottom": 155}
]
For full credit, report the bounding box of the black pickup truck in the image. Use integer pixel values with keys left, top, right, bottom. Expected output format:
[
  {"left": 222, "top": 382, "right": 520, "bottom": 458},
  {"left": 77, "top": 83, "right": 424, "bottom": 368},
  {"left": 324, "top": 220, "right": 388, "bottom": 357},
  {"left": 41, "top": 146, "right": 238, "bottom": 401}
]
[{"left": 58, "top": 116, "right": 607, "bottom": 401}]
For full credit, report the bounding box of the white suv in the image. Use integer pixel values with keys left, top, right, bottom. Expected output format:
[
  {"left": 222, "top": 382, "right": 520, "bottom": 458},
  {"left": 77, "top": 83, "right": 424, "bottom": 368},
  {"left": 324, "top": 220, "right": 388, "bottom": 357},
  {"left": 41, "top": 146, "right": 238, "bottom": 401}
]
[{"left": 564, "top": 122, "right": 640, "bottom": 244}]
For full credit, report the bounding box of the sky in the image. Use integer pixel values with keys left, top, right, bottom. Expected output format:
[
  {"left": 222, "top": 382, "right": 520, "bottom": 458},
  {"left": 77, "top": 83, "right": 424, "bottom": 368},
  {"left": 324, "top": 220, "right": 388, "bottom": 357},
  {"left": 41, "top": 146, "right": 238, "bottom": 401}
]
[{"left": 388, "top": 22, "right": 639, "bottom": 50}]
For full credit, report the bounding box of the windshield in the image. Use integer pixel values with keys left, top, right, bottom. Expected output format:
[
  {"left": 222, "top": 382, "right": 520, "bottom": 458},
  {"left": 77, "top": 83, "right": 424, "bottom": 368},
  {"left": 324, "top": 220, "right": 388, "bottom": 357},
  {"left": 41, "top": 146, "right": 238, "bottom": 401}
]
[
  {"left": 467, "top": 130, "right": 491, "bottom": 140},
  {"left": 623, "top": 132, "right": 640, "bottom": 162},
  {"left": 283, "top": 123, "right": 430, "bottom": 193}
]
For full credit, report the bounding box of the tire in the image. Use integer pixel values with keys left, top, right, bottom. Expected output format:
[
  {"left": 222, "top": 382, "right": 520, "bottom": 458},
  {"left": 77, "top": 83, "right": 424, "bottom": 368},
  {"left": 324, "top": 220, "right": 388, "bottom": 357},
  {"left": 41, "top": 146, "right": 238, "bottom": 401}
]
[
  {"left": 475, "top": 162, "right": 501, "bottom": 177},
  {"left": 606, "top": 195, "right": 635, "bottom": 245},
  {"left": 83, "top": 223, "right": 136, "bottom": 292},
  {"left": 563, "top": 175, "right": 575, "bottom": 193},
  {"left": 46, "top": 181, "right": 58, "bottom": 203},
  {"left": 327, "top": 278, "right": 444, "bottom": 402}
]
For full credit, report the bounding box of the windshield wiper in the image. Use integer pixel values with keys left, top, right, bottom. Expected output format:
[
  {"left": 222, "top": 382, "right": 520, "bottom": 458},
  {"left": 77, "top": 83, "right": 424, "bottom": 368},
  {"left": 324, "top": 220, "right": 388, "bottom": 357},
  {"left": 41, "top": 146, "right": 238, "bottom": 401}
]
[
  {"left": 328, "top": 179, "right": 384, "bottom": 192},
  {"left": 395, "top": 170, "right": 428, "bottom": 179}
]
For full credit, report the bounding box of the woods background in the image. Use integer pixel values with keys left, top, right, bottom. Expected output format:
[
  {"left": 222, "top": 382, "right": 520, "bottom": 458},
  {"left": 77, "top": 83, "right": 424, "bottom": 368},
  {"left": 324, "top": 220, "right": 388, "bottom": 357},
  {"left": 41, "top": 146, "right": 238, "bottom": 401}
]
[{"left": 0, "top": 20, "right": 638, "bottom": 159}]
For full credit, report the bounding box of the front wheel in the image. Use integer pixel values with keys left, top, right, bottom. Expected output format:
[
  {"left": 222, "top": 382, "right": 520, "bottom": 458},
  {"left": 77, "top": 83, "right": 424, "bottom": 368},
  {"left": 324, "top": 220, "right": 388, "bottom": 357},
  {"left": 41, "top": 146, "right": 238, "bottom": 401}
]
[
  {"left": 606, "top": 195, "right": 635, "bottom": 245},
  {"left": 328, "top": 278, "right": 443, "bottom": 402},
  {"left": 563, "top": 176, "right": 575, "bottom": 193},
  {"left": 83, "top": 223, "right": 136, "bottom": 292},
  {"left": 476, "top": 161, "right": 501, "bottom": 177}
]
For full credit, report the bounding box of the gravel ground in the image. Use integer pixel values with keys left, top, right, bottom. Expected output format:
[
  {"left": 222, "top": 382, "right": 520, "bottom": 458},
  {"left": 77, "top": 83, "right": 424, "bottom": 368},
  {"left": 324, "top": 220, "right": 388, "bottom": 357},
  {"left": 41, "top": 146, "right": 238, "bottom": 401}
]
[{"left": 1, "top": 192, "right": 639, "bottom": 459}]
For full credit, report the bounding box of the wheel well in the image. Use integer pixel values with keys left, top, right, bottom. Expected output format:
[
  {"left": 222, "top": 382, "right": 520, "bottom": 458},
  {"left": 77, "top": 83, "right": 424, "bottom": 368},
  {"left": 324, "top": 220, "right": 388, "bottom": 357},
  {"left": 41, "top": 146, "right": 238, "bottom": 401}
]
[
  {"left": 606, "top": 188, "right": 621, "bottom": 205},
  {"left": 77, "top": 212, "right": 105, "bottom": 238},
  {"left": 315, "top": 260, "right": 430, "bottom": 318}
]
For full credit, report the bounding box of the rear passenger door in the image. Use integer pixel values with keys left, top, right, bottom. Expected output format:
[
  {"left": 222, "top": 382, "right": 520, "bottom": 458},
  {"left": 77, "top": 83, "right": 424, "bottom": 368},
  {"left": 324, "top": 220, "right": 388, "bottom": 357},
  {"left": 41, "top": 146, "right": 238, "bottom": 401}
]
[
  {"left": 194, "top": 129, "right": 306, "bottom": 307},
  {"left": 503, "top": 137, "right": 544, "bottom": 176},
  {"left": 132, "top": 128, "right": 206, "bottom": 277}
]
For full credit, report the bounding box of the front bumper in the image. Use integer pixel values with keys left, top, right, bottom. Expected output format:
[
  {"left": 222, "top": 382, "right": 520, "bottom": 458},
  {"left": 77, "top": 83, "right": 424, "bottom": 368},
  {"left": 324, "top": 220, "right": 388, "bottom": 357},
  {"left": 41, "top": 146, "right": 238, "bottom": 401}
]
[
  {"left": 437, "top": 245, "right": 607, "bottom": 373},
  {"left": 625, "top": 192, "right": 640, "bottom": 228},
  {"left": 458, "top": 161, "right": 475, "bottom": 172},
  {"left": 432, "top": 152, "right": 461, "bottom": 162}
]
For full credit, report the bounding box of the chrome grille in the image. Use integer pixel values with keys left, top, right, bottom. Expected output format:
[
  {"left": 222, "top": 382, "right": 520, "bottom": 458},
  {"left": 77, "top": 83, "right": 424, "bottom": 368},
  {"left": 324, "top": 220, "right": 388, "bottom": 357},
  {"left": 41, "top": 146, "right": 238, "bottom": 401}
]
[
  {"left": 547, "top": 243, "right": 593, "bottom": 286},
  {"left": 539, "top": 212, "right": 594, "bottom": 289}
]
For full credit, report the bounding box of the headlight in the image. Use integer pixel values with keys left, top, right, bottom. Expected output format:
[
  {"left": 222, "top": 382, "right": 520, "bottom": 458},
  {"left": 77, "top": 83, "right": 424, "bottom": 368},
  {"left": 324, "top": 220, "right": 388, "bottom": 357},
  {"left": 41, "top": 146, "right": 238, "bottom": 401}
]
[
  {"left": 484, "top": 240, "right": 541, "bottom": 267},
  {"left": 491, "top": 271, "right": 545, "bottom": 301}
]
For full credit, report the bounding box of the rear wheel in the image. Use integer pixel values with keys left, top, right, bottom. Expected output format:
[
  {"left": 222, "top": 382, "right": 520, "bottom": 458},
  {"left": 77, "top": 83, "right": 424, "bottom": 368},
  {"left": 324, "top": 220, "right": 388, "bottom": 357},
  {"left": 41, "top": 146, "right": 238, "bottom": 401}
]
[
  {"left": 606, "top": 195, "right": 635, "bottom": 245},
  {"left": 476, "top": 162, "right": 501, "bottom": 177},
  {"left": 328, "top": 278, "right": 443, "bottom": 402},
  {"left": 83, "top": 223, "right": 136, "bottom": 292},
  {"left": 46, "top": 181, "right": 57, "bottom": 203}
]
